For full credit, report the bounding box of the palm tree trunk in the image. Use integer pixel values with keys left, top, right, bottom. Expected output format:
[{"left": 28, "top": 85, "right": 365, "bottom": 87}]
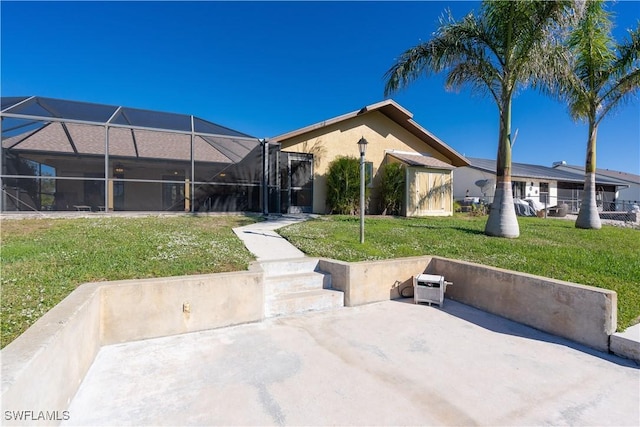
[
  {"left": 576, "top": 122, "right": 602, "bottom": 229},
  {"left": 485, "top": 95, "right": 519, "bottom": 238}
]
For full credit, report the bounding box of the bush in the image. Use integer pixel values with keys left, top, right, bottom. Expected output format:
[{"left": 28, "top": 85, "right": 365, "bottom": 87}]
[
  {"left": 379, "top": 162, "right": 405, "bottom": 215},
  {"left": 326, "top": 156, "right": 362, "bottom": 214}
]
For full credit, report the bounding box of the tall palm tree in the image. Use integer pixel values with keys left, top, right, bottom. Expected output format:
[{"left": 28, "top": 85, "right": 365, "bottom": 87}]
[
  {"left": 384, "top": 1, "right": 570, "bottom": 238},
  {"left": 560, "top": 0, "right": 639, "bottom": 229}
]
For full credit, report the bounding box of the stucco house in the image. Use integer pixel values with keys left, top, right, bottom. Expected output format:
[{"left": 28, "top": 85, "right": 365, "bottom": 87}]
[
  {"left": 454, "top": 157, "right": 629, "bottom": 213},
  {"left": 271, "top": 100, "right": 469, "bottom": 216},
  {"left": 1, "top": 97, "right": 469, "bottom": 216}
]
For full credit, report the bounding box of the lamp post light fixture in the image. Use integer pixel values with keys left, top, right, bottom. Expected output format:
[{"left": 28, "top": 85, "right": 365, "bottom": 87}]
[{"left": 358, "top": 137, "right": 368, "bottom": 244}]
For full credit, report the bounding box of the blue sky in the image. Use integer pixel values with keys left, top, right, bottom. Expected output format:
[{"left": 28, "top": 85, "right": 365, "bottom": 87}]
[{"left": 2, "top": 1, "right": 639, "bottom": 174}]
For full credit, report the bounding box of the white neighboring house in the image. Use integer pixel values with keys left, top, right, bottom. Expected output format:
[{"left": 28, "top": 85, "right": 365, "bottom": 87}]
[
  {"left": 454, "top": 157, "right": 628, "bottom": 213},
  {"left": 552, "top": 162, "right": 640, "bottom": 210}
]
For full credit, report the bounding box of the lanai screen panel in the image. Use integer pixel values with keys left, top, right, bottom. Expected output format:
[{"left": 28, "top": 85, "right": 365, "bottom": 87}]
[{"left": 1, "top": 96, "right": 265, "bottom": 213}]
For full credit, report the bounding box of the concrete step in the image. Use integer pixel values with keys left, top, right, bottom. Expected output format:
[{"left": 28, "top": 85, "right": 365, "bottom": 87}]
[
  {"left": 265, "top": 289, "right": 344, "bottom": 318},
  {"left": 265, "top": 271, "right": 331, "bottom": 296},
  {"left": 260, "top": 258, "right": 321, "bottom": 277}
]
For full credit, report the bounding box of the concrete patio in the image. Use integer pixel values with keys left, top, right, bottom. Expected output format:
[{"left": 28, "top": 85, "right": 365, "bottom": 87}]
[
  {"left": 64, "top": 299, "right": 639, "bottom": 426},
  {"left": 3, "top": 214, "right": 638, "bottom": 426}
]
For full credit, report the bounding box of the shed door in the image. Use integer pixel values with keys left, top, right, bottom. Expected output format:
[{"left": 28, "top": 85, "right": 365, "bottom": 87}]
[{"left": 407, "top": 168, "right": 452, "bottom": 216}]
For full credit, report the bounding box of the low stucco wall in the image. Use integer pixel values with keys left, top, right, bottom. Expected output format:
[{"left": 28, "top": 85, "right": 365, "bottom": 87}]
[
  {"left": 1, "top": 270, "right": 264, "bottom": 426},
  {"left": 319, "top": 256, "right": 432, "bottom": 306},
  {"left": 1, "top": 283, "right": 102, "bottom": 425},
  {"left": 319, "top": 255, "right": 617, "bottom": 352},
  {"left": 101, "top": 271, "right": 264, "bottom": 345},
  {"left": 425, "top": 257, "right": 617, "bottom": 352}
]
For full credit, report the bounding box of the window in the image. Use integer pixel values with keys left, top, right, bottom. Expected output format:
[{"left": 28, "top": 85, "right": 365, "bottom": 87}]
[
  {"left": 539, "top": 182, "right": 549, "bottom": 203},
  {"left": 512, "top": 181, "right": 526, "bottom": 199},
  {"left": 365, "top": 162, "right": 374, "bottom": 187}
]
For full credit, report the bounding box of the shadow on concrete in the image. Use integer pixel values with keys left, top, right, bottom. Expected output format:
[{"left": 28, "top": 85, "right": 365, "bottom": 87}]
[{"left": 391, "top": 298, "right": 639, "bottom": 369}]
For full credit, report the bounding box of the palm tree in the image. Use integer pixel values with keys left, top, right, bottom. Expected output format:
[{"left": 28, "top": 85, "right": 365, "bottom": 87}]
[
  {"left": 384, "top": 1, "right": 570, "bottom": 238},
  {"left": 560, "top": 0, "right": 639, "bottom": 229}
]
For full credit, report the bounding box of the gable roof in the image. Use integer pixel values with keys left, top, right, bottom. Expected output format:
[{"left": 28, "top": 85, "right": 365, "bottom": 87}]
[
  {"left": 466, "top": 157, "right": 627, "bottom": 186},
  {"left": 271, "top": 99, "right": 469, "bottom": 167},
  {"left": 386, "top": 151, "right": 456, "bottom": 170}
]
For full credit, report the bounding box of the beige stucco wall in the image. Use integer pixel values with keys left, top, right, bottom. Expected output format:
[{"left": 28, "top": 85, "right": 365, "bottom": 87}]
[
  {"left": 279, "top": 111, "right": 452, "bottom": 214},
  {"left": 100, "top": 271, "right": 264, "bottom": 345},
  {"left": 425, "top": 257, "right": 617, "bottom": 352},
  {"left": 1, "top": 283, "right": 102, "bottom": 425},
  {"left": 319, "top": 255, "right": 617, "bottom": 352},
  {"left": 319, "top": 256, "right": 433, "bottom": 306}
]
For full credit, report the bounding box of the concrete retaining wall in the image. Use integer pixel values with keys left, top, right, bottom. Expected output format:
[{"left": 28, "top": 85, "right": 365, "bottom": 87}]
[
  {"left": 1, "top": 283, "right": 102, "bottom": 423},
  {"left": 1, "top": 269, "right": 264, "bottom": 426},
  {"left": 425, "top": 257, "right": 617, "bottom": 352},
  {"left": 319, "top": 256, "right": 432, "bottom": 306},
  {"left": 319, "top": 255, "right": 617, "bottom": 353},
  {"left": 101, "top": 271, "right": 264, "bottom": 344}
]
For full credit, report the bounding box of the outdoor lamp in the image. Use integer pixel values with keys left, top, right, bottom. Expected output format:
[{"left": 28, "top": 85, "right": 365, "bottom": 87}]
[
  {"left": 358, "top": 137, "right": 368, "bottom": 157},
  {"left": 358, "top": 137, "right": 368, "bottom": 244}
]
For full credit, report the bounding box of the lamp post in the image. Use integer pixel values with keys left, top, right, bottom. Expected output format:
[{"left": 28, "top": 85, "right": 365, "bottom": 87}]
[{"left": 358, "top": 137, "right": 368, "bottom": 244}]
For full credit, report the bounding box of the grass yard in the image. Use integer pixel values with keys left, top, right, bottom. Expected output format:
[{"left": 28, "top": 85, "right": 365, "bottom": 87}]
[
  {"left": 279, "top": 215, "right": 640, "bottom": 331},
  {"left": 0, "top": 215, "right": 257, "bottom": 348},
  {"left": 1, "top": 213, "right": 638, "bottom": 348}
]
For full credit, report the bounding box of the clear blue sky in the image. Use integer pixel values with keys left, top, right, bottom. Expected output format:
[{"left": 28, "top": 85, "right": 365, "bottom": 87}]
[{"left": 2, "top": 1, "right": 639, "bottom": 174}]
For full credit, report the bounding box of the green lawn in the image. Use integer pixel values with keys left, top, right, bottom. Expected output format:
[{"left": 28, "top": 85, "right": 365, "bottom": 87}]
[
  {"left": 2, "top": 213, "right": 638, "bottom": 348},
  {"left": 279, "top": 215, "right": 640, "bottom": 330},
  {"left": 0, "top": 215, "right": 257, "bottom": 348}
]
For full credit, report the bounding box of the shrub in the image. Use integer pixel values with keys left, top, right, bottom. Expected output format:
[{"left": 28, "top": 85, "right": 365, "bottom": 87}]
[
  {"left": 326, "top": 156, "right": 362, "bottom": 214},
  {"left": 379, "top": 162, "right": 405, "bottom": 215}
]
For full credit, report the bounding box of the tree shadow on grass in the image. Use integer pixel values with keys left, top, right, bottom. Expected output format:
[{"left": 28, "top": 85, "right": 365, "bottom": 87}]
[{"left": 406, "top": 223, "right": 485, "bottom": 236}]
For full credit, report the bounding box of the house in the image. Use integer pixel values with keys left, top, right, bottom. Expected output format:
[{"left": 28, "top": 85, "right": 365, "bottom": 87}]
[
  {"left": 552, "top": 161, "right": 640, "bottom": 210},
  {"left": 1, "top": 97, "right": 469, "bottom": 216},
  {"left": 271, "top": 100, "right": 469, "bottom": 216},
  {"left": 454, "top": 157, "right": 629, "bottom": 213}
]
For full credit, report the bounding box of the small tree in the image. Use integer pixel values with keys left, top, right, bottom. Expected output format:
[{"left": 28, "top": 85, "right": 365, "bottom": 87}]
[
  {"left": 326, "top": 156, "right": 362, "bottom": 214},
  {"left": 556, "top": 1, "right": 640, "bottom": 229},
  {"left": 379, "top": 162, "right": 405, "bottom": 215}
]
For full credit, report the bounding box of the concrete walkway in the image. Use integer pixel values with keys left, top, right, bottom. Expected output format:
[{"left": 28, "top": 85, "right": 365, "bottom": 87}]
[
  {"left": 64, "top": 300, "right": 639, "bottom": 426},
  {"left": 233, "top": 214, "right": 311, "bottom": 261}
]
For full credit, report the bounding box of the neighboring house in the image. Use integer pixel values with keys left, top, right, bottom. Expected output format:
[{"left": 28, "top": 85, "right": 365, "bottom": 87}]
[
  {"left": 454, "top": 157, "right": 629, "bottom": 213},
  {"left": 271, "top": 100, "right": 469, "bottom": 216},
  {"left": 552, "top": 162, "right": 640, "bottom": 210}
]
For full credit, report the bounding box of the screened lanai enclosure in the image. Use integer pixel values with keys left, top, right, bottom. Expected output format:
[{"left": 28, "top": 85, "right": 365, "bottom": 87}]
[{"left": 1, "top": 96, "right": 291, "bottom": 213}]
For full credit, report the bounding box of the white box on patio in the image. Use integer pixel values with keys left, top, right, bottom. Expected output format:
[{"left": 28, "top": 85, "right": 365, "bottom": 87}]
[{"left": 413, "top": 274, "right": 450, "bottom": 306}]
